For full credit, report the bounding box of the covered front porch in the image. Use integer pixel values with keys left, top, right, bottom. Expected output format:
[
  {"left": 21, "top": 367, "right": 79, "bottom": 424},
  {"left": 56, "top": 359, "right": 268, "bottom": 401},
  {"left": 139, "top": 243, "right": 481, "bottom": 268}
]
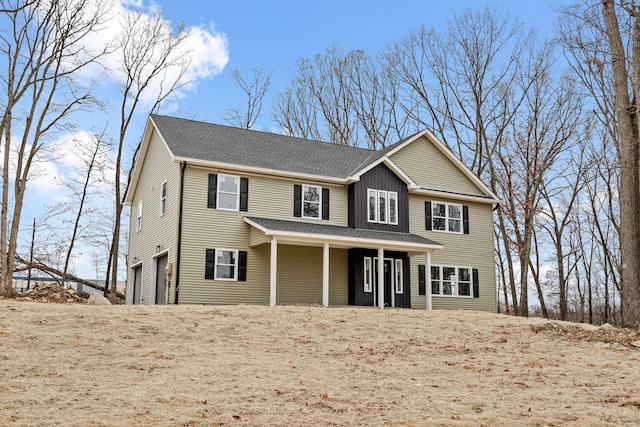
[{"left": 244, "top": 217, "right": 443, "bottom": 309}]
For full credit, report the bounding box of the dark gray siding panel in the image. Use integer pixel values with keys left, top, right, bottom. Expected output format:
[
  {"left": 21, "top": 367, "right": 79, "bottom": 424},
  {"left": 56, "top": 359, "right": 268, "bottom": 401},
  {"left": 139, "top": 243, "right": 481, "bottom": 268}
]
[{"left": 349, "top": 163, "right": 409, "bottom": 232}]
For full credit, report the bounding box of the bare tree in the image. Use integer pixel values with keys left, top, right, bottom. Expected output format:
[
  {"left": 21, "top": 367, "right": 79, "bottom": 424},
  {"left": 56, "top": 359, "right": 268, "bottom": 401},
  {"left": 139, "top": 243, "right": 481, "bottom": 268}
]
[
  {"left": 0, "top": 0, "right": 109, "bottom": 297},
  {"left": 220, "top": 65, "right": 273, "bottom": 129},
  {"left": 60, "top": 129, "right": 110, "bottom": 287},
  {"left": 104, "top": 8, "right": 191, "bottom": 300}
]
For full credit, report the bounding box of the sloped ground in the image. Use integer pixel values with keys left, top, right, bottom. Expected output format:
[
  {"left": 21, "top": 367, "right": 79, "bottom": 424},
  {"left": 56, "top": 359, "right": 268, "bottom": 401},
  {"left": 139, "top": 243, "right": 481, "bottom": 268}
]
[{"left": 0, "top": 300, "right": 639, "bottom": 426}]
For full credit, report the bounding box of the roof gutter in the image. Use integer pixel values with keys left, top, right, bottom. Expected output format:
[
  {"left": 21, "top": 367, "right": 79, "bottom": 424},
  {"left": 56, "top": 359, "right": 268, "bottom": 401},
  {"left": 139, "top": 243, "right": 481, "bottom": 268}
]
[{"left": 174, "top": 161, "right": 187, "bottom": 304}]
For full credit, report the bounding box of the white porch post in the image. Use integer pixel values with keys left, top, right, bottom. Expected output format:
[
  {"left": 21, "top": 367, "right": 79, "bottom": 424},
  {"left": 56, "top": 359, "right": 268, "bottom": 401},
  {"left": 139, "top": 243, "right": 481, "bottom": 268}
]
[
  {"left": 377, "top": 247, "right": 384, "bottom": 309},
  {"left": 270, "top": 238, "right": 278, "bottom": 306},
  {"left": 322, "top": 243, "right": 329, "bottom": 307},
  {"left": 426, "top": 250, "right": 432, "bottom": 310}
]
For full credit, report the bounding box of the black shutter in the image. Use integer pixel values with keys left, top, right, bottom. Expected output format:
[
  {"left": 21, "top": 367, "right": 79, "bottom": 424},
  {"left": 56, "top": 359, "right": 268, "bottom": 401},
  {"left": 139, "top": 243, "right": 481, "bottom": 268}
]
[
  {"left": 207, "top": 174, "right": 217, "bottom": 208},
  {"left": 425, "top": 201, "right": 432, "bottom": 230},
  {"left": 238, "top": 251, "right": 247, "bottom": 281},
  {"left": 205, "top": 249, "right": 215, "bottom": 279},
  {"left": 463, "top": 205, "right": 469, "bottom": 234},
  {"left": 473, "top": 268, "right": 479, "bottom": 298},
  {"left": 418, "top": 265, "right": 426, "bottom": 296},
  {"left": 293, "top": 184, "right": 302, "bottom": 217},
  {"left": 240, "top": 178, "right": 249, "bottom": 212},
  {"left": 322, "top": 187, "right": 330, "bottom": 220}
]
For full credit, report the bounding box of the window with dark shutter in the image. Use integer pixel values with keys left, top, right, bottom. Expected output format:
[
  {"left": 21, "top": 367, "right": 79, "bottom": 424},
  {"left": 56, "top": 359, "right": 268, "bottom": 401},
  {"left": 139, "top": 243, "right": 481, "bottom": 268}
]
[
  {"left": 425, "top": 201, "right": 432, "bottom": 230},
  {"left": 238, "top": 251, "right": 247, "bottom": 281},
  {"left": 205, "top": 249, "right": 215, "bottom": 279},
  {"left": 463, "top": 205, "right": 469, "bottom": 234},
  {"left": 473, "top": 268, "right": 479, "bottom": 298},
  {"left": 207, "top": 174, "right": 217, "bottom": 208},
  {"left": 418, "top": 264, "right": 426, "bottom": 295},
  {"left": 240, "top": 178, "right": 249, "bottom": 212},
  {"left": 293, "top": 184, "right": 302, "bottom": 217},
  {"left": 322, "top": 187, "right": 330, "bottom": 220}
]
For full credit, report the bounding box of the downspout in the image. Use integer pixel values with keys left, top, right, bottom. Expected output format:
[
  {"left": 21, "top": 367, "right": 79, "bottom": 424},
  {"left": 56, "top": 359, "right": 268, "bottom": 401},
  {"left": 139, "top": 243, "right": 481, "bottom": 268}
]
[{"left": 174, "top": 161, "right": 186, "bottom": 304}]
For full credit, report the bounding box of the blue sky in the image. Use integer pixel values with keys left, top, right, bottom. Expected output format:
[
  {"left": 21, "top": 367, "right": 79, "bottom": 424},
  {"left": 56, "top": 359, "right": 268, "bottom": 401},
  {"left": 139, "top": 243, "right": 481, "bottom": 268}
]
[{"left": 153, "top": 0, "right": 567, "bottom": 129}]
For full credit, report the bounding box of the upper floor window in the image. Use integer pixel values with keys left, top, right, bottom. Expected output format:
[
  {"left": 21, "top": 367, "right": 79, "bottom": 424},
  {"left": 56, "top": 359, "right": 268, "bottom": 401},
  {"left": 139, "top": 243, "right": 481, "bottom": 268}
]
[
  {"left": 218, "top": 174, "right": 240, "bottom": 210},
  {"left": 368, "top": 189, "right": 398, "bottom": 225},
  {"left": 136, "top": 200, "right": 143, "bottom": 232},
  {"left": 294, "top": 184, "right": 329, "bottom": 220},
  {"left": 159, "top": 181, "right": 167, "bottom": 216},
  {"left": 426, "top": 201, "right": 469, "bottom": 234},
  {"left": 207, "top": 174, "right": 248, "bottom": 212},
  {"left": 303, "top": 185, "right": 321, "bottom": 219}
]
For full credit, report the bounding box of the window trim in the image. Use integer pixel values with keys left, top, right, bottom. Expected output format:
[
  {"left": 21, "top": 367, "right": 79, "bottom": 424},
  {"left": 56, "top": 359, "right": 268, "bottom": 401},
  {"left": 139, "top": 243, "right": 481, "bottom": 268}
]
[
  {"left": 136, "top": 200, "right": 143, "bottom": 232},
  {"left": 388, "top": 192, "right": 398, "bottom": 225},
  {"left": 430, "top": 265, "right": 474, "bottom": 298},
  {"left": 159, "top": 181, "right": 167, "bottom": 216},
  {"left": 367, "top": 189, "right": 378, "bottom": 223},
  {"left": 301, "top": 184, "right": 322, "bottom": 220},
  {"left": 364, "top": 256, "right": 373, "bottom": 292},
  {"left": 395, "top": 259, "right": 403, "bottom": 294},
  {"left": 216, "top": 174, "right": 241, "bottom": 212},
  {"left": 367, "top": 188, "right": 398, "bottom": 225},
  {"left": 431, "top": 201, "right": 463, "bottom": 234},
  {"left": 214, "top": 248, "right": 239, "bottom": 281}
]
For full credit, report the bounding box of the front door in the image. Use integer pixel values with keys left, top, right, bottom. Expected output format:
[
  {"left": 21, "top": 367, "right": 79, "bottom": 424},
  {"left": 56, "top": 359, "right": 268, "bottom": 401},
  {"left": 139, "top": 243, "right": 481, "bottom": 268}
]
[{"left": 155, "top": 254, "right": 168, "bottom": 305}]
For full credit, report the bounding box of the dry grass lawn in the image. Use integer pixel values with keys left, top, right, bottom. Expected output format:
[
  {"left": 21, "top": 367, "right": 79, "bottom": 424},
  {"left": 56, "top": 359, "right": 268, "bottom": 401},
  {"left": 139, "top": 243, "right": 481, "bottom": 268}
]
[{"left": 1, "top": 300, "right": 640, "bottom": 426}]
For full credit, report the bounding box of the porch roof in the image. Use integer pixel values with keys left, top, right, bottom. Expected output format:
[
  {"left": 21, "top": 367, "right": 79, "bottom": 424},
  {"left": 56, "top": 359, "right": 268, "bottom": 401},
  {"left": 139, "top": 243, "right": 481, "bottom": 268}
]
[{"left": 244, "top": 217, "right": 443, "bottom": 255}]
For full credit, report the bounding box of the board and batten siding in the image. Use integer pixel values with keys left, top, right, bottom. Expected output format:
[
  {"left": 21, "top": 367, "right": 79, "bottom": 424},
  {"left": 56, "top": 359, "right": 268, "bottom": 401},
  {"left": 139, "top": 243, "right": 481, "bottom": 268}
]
[
  {"left": 408, "top": 195, "right": 497, "bottom": 312},
  {"left": 177, "top": 166, "right": 350, "bottom": 305},
  {"left": 127, "top": 127, "right": 181, "bottom": 304},
  {"left": 390, "top": 135, "right": 485, "bottom": 197}
]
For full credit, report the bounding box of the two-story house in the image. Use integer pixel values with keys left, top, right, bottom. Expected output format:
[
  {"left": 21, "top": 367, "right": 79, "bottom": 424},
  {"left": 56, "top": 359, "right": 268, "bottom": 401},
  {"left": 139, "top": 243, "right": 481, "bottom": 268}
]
[{"left": 124, "top": 115, "right": 500, "bottom": 310}]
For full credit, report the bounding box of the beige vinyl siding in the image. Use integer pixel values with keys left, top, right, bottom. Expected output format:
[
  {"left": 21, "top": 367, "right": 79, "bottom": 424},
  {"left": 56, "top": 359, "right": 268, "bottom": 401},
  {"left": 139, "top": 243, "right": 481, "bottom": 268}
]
[
  {"left": 408, "top": 195, "right": 496, "bottom": 312},
  {"left": 127, "top": 127, "right": 181, "bottom": 304},
  {"left": 177, "top": 166, "right": 349, "bottom": 305},
  {"left": 390, "top": 135, "right": 485, "bottom": 197},
  {"left": 276, "top": 246, "right": 348, "bottom": 305}
]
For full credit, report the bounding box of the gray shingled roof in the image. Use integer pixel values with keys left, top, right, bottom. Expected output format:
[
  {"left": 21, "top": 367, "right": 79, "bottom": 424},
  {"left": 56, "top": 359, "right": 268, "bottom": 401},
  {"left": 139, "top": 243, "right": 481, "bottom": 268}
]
[
  {"left": 151, "top": 115, "right": 380, "bottom": 178},
  {"left": 245, "top": 216, "right": 442, "bottom": 247}
]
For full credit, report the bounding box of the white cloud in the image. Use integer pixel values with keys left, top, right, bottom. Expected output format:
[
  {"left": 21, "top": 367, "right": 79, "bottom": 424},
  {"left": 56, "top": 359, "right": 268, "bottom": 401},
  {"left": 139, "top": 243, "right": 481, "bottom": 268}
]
[{"left": 71, "top": 0, "right": 228, "bottom": 110}]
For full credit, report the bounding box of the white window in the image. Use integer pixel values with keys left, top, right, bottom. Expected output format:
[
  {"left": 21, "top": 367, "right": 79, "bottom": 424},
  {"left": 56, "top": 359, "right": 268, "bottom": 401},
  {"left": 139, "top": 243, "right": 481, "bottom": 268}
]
[
  {"left": 215, "top": 249, "right": 238, "bottom": 280},
  {"left": 395, "top": 259, "right": 403, "bottom": 294},
  {"left": 136, "top": 200, "right": 143, "bottom": 232},
  {"left": 378, "top": 190, "right": 387, "bottom": 223},
  {"left": 432, "top": 202, "right": 462, "bottom": 233},
  {"left": 217, "top": 175, "right": 240, "bottom": 211},
  {"left": 364, "top": 257, "right": 373, "bottom": 292},
  {"left": 159, "top": 181, "right": 167, "bottom": 216},
  {"left": 302, "top": 185, "right": 321, "bottom": 219},
  {"left": 431, "top": 265, "right": 472, "bottom": 297},
  {"left": 368, "top": 189, "right": 377, "bottom": 222},
  {"left": 367, "top": 189, "right": 398, "bottom": 225},
  {"left": 389, "top": 192, "right": 398, "bottom": 225}
]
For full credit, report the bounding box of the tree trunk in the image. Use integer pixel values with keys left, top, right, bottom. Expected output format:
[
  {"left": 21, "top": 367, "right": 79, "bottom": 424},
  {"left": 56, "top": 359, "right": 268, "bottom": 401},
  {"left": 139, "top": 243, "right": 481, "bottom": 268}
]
[{"left": 601, "top": 0, "right": 640, "bottom": 329}]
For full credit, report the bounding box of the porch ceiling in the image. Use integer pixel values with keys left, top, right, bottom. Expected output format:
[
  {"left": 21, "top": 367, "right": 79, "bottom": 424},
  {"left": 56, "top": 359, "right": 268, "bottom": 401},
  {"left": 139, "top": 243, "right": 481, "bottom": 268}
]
[{"left": 244, "top": 216, "right": 443, "bottom": 255}]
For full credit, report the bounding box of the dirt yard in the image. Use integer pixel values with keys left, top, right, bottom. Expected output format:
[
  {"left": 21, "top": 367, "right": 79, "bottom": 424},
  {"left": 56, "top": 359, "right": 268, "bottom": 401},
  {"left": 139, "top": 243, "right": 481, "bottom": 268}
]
[{"left": 1, "top": 299, "right": 639, "bottom": 426}]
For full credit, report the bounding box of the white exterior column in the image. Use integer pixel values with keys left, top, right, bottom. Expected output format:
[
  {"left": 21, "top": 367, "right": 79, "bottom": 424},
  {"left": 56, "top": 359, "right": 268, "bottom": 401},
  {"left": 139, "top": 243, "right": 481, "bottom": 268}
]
[
  {"left": 270, "top": 238, "right": 278, "bottom": 306},
  {"left": 426, "top": 250, "right": 432, "bottom": 310},
  {"left": 377, "top": 247, "right": 384, "bottom": 309},
  {"left": 322, "top": 243, "right": 329, "bottom": 307}
]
